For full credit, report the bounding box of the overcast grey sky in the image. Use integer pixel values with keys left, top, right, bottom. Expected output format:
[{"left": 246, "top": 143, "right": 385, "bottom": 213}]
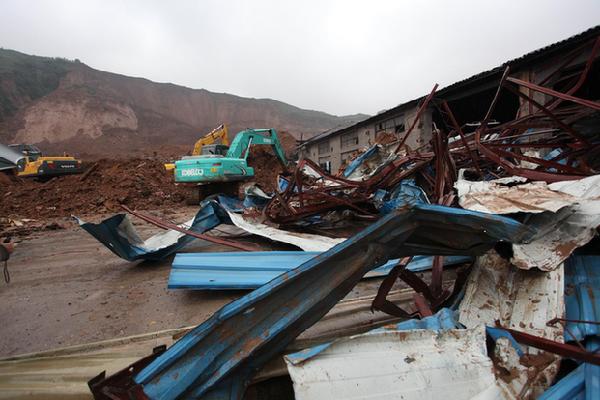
[{"left": 1, "top": 0, "right": 598, "bottom": 115}]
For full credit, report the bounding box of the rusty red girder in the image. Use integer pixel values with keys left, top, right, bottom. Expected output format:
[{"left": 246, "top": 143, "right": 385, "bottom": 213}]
[
  {"left": 438, "top": 35, "right": 600, "bottom": 182},
  {"left": 507, "top": 76, "right": 600, "bottom": 112},
  {"left": 500, "top": 325, "right": 600, "bottom": 366},
  {"left": 394, "top": 84, "right": 439, "bottom": 154},
  {"left": 458, "top": 61, "right": 600, "bottom": 182},
  {"left": 440, "top": 100, "right": 482, "bottom": 174},
  {"left": 265, "top": 151, "right": 437, "bottom": 224},
  {"left": 264, "top": 158, "right": 376, "bottom": 224}
]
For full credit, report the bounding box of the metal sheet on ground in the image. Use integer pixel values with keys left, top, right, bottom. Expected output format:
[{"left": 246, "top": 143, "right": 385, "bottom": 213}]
[
  {"left": 167, "top": 252, "right": 472, "bottom": 290},
  {"left": 285, "top": 326, "right": 509, "bottom": 400},
  {"left": 130, "top": 204, "right": 532, "bottom": 400},
  {"left": 226, "top": 210, "right": 345, "bottom": 251}
]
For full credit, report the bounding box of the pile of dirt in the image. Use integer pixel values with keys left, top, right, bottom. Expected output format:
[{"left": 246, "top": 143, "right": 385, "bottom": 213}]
[
  {"left": 1, "top": 145, "right": 296, "bottom": 220},
  {"left": 0, "top": 158, "right": 189, "bottom": 219},
  {"left": 276, "top": 130, "right": 298, "bottom": 156},
  {"left": 247, "top": 148, "right": 289, "bottom": 193},
  {"left": 245, "top": 130, "right": 296, "bottom": 193}
]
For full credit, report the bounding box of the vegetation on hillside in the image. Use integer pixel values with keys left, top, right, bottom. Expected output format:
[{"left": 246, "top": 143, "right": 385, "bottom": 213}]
[{"left": 0, "top": 48, "right": 75, "bottom": 121}]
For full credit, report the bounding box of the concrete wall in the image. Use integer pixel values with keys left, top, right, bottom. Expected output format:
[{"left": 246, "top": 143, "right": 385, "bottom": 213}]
[{"left": 302, "top": 104, "right": 432, "bottom": 172}]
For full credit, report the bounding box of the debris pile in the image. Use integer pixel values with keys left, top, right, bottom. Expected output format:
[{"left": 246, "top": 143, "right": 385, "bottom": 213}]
[
  {"left": 76, "top": 47, "right": 600, "bottom": 400},
  {"left": 3, "top": 34, "right": 600, "bottom": 400}
]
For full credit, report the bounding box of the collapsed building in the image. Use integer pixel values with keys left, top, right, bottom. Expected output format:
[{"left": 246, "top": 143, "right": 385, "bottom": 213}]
[
  {"left": 1, "top": 26, "right": 600, "bottom": 400},
  {"left": 300, "top": 26, "right": 600, "bottom": 174}
]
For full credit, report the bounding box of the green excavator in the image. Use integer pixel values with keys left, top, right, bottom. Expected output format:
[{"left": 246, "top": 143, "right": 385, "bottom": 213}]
[{"left": 170, "top": 128, "right": 288, "bottom": 201}]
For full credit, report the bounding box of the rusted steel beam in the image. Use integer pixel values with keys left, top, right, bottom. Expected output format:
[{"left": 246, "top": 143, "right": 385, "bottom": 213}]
[
  {"left": 504, "top": 83, "right": 590, "bottom": 144},
  {"left": 487, "top": 146, "right": 586, "bottom": 175},
  {"left": 398, "top": 267, "right": 437, "bottom": 303},
  {"left": 474, "top": 144, "right": 586, "bottom": 182},
  {"left": 468, "top": 65, "right": 597, "bottom": 182},
  {"left": 89, "top": 345, "right": 165, "bottom": 400},
  {"left": 507, "top": 76, "right": 600, "bottom": 111},
  {"left": 500, "top": 326, "right": 600, "bottom": 366},
  {"left": 430, "top": 256, "right": 445, "bottom": 298},
  {"left": 479, "top": 67, "right": 511, "bottom": 134},
  {"left": 394, "top": 84, "right": 439, "bottom": 154},
  {"left": 546, "top": 36, "right": 600, "bottom": 110},
  {"left": 371, "top": 257, "right": 416, "bottom": 318},
  {"left": 547, "top": 317, "right": 600, "bottom": 327},
  {"left": 432, "top": 131, "right": 446, "bottom": 203},
  {"left": 413, "top": 293, "right": 433, "bottom": 317},
  {"left": 373, "top": 158, "right": 432, "bottom": 190},
  {"left": 121, "top": 205, "right": 257, "bottom": 252},
  {"left": 441, "top": 100, "right": 482, "bottom": 174}
]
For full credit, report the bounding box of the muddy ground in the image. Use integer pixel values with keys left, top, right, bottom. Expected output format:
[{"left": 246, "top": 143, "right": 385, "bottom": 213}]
[{"left": 0, "top": 207, "right": 400, "bottom": 357}]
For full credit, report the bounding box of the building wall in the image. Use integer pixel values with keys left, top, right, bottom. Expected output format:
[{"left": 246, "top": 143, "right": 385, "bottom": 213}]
[
  {"left": 301, "top": 36, "right": 598, "bottom": 173},
  {"left": 302, "top": 105, "right": 432, "bottom": 173}
]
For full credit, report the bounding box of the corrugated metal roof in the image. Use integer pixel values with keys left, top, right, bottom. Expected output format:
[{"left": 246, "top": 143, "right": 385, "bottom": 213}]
[
  {"left": 167, "top": 252, "right": 472, "bottom": 290},
  {"left": 305, "top": 25, "right": 600, "bottom": 146},
  {"left": 456, "top": 174, "right": 600, "bottom": 272},
  {"left": 132, "top": 204, "right": 533, "bottom": 400},
  {"left": 564, "top": 255, "right": 600, "bottom": 341},
  {"left": 458, "top": 251, "right": 565, "bottom": 397}
]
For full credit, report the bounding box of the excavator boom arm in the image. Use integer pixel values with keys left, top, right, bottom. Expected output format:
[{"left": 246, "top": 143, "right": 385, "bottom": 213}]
[{"left": 226, "top": 129, "right": 287, "bottom": 166}]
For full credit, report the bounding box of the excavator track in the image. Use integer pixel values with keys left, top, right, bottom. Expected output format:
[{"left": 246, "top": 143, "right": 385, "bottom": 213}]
[{"left": 184, "top": 181, "right": 248, "bottom": 205}]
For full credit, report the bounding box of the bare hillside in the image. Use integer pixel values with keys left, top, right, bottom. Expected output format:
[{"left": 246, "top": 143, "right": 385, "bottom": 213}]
[{"left": 0, "top": 49, "right": 367, "bottom": 157}]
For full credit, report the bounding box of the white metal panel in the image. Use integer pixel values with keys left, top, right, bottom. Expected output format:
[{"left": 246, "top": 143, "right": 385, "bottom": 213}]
[
  {"left": 285, "top": 326, "right": 511, "bottom": 400},
  {"left": 456, "top": 179, "right": 575, "bottom": 214},
  {"left": 226, "top": 210, "right": 345, "bottom": 251},
  {"left": 455, "top": 173, "right": 600, "bottom": 271}
]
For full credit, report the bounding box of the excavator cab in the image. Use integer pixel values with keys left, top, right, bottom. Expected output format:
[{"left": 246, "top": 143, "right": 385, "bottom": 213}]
[
  {"left": 165, "top": 124, "right": 230, "bottom": 172},
  {"left": 200, "top": 144, "right": 229, "bottom": 156},
  {"left": 9, "top": 144, "right": 42, "bottom": 161}
]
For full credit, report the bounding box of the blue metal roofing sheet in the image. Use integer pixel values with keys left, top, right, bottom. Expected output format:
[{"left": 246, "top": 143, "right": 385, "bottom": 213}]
[
  {"left": 75, "top": 201, "right": 227, "bottom": 261},
  {"left": 130, "top": 204, "right": 533, "bottom": 400},
  {"left": 168, "top": 252, "right": 472, "bottom": 290},
  {"left": 564, "top": 256, "right": 600, "bottom": 341}
]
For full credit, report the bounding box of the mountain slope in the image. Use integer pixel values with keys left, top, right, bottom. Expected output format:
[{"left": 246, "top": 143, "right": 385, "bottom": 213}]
[{"left": 0, "top": 49, "right": 367, "bottom": 157}]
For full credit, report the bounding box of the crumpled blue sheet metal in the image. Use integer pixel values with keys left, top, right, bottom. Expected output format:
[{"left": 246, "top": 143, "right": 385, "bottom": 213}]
[
  {"left": 376, "top": 178, "right": 429, "bottom": 214},
  {"left": 539, "top": 338, "right": 600, "bottom": 400},
  {"left": 168, "top": 252, "right": 472, "bottom": 290},
  {"left": 564, "top": 256, "right": 600, "bottom": 341},
  {"left": 241, "top": 186, "right": 271, "bottom": 209},
  {"left": 342, "top": 145, "right": 379, "bottom": 177},
  {"left": 128, "top": 203, "right": 533, "bottom": 400},
  {"left": 75, "top": 202, "right": 227, "bottom": 262},
  {"left": 285, "top": 308, "right": 460, "bottom": 364}
]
